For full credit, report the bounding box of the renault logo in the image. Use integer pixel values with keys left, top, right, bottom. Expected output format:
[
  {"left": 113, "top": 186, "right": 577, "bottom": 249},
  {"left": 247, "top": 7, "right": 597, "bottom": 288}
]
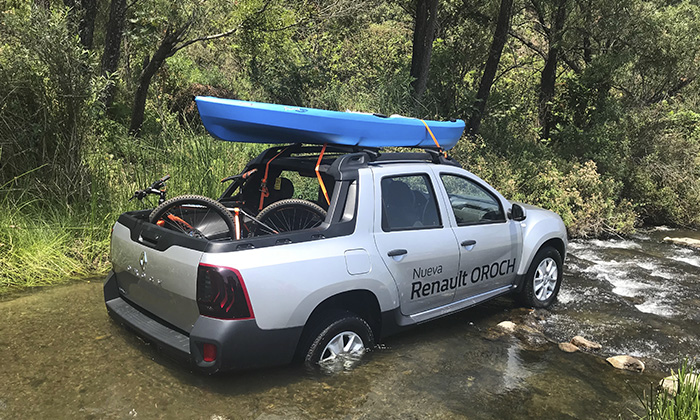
[{"left": 139, "top": 251, "right": 148, "bottom": 271}]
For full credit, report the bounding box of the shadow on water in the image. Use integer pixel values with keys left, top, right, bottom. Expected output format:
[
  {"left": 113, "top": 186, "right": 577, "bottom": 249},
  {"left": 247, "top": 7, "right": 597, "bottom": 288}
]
[{"left": 0, "top": 228, "right": 698, "bottom": 419}]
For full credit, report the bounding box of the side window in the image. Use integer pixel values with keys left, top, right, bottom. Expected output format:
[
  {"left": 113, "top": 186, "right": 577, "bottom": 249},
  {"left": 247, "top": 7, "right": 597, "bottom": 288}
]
[
  {"left": 440, "top": 174, "right": 505, "bottom": 225},
  {"left": 381, "top": 174, "right": 441, "bottom": 231}
]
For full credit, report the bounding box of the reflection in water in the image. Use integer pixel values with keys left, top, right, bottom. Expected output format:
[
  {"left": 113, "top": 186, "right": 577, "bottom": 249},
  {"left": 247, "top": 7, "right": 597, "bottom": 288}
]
[{"left": 0, "top": 229, "right": 697, "bottom": 419}]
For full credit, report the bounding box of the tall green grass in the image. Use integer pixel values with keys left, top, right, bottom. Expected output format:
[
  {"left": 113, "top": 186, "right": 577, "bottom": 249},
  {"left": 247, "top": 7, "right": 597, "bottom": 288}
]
[
  {"left": 638, "top": 360, "right": 700, "bottom": 420},
  {"left": 0, "top": 121, "right": 267, "bottom": 294}
]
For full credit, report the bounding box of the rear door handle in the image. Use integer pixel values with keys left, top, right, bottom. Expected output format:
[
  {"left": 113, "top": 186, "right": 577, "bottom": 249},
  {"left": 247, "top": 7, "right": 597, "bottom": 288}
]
[
  {"left": 387, "top": 249, "right": 408, "bottom": 257},
  {"left": 461, "top": 240, "right": 476, "bottom": 247}
]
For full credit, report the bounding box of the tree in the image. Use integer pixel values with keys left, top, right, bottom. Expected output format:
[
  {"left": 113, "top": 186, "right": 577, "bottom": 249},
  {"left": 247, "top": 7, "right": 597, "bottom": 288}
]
[
  {"left": 127, "top": 0, "right": 307, "bottom": 135},
  {"left": 536, "top": 0, "right": 568, "bottom": 140},
  {"left": 101, "top": 0, "right": 127, "bottom": 109},
  {"left": 467, "top": 0, "right": 513, "bottom": 135},
  {"left": 64, "top": 0, "right": 97, "bottom": 49},
  {"left": 410, "top": 0, "right": 439, "bottom": 101}
]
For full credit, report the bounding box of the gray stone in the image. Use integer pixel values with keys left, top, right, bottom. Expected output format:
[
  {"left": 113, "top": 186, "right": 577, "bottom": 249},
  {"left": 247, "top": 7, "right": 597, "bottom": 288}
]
[
  {"left": 571, "top": 336, "right": 602, "bottom": 350},
  {"left": 659, "top": 373, "right": 700, "bottom": 396},
  {"left": 558, "top": 342, "right": 579, "bottom": 353},
  {"left": 607, "top": 355, "right": 645, "bottom": 372},
  {"left": 497, "top": 321, "right": 516, "bottom": 333},
  {"left": 663, "top": 237, "right": 700, "bottom": 250}
]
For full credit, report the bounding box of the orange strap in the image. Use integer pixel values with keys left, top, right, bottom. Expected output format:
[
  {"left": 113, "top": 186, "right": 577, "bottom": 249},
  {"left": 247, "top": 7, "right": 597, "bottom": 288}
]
[
  {"left": 315, "top": 143, "right": 330, "bottom": 205},
  {"left": 233, "top": 208, "right": 241, "bottom": 240},
  {"left": 259, "top": 147, "right": 288, "bottom": 210},
  {"left": 420, "top": 119, "right": 447, "bottom": 157}
]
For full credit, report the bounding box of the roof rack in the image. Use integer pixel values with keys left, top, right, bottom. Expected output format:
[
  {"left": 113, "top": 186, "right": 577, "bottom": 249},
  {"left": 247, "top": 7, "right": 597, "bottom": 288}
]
[{"left": 243, "top": 143, "right": 461, "bottom": 179}]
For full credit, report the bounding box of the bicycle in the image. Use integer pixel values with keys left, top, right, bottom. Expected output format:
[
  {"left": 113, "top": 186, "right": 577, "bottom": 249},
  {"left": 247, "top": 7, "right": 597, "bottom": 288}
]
[{"left": 132, "top": 173, "right": 327, "bottom": 241}]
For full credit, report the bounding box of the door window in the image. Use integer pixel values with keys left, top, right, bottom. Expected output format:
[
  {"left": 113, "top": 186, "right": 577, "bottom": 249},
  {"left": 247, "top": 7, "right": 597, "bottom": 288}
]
[
  {"left": 381, "top": 174, "right": 441, "bottom": 231},
  {"left": 440, "top": 174, "right": 505, "bottom": 225}
]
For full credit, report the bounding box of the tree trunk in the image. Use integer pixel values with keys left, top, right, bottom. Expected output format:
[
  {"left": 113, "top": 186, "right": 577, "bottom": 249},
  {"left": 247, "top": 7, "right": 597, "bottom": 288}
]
[
  {"left": 410, "top": 0, "right": 439, "bottom": 100},
  {"left": 79, "top": 0, "right": 97, "bottom": 49},
  {"left": 538, "top": 0, "right": 567, "bottom": 140},
  {"left": 64, "top": 0, "right": 97, "bottom": 49},
  {"left": 468, "top": 0, "right": 513, "bottom": 135},
  {"left": 129, "top": 32, "right": 179, "bottom": 135},
  {"left": 101, "top": 0, "right": 127, "bottom": 109}
]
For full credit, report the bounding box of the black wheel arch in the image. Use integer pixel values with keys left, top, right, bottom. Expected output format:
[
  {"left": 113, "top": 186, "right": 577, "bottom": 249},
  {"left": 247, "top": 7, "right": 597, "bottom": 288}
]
[{"left": 294, "top": 289, "right": 382, "bottom": 360}]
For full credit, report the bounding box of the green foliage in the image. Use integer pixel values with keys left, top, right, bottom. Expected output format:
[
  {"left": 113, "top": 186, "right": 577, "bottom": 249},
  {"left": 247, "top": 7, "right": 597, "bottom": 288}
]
[
  {"left": 452, "top": 137, "right": 637, "bottom": 237},
  {"left": 1, "top": 0, "right": 700, "bottom": 291},
  {"left": 0, "top": 6, "right": 102, "bottom": 202},
  {"left": 638, "top": 360, "right": 700, "bottom": 420},
  {"left": 624, "top": 104, "right": 700, "bottom": 228}
]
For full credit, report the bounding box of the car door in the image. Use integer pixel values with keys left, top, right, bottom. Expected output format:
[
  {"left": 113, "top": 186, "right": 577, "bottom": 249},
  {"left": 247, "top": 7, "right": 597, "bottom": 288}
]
[
  {"left": 372, "top": 167, "right": 461, "bottom": 316},
  {"left": 437, "top": 171, "right": 520, "bottom": 302}
]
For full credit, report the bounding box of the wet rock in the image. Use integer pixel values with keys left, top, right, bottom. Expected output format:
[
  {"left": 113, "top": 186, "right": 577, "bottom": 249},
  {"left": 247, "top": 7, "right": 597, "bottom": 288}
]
[
  {"left": 516, "top": 329, "right": 550, "bottom": 351},
  {"left": 659, "top": 373, "right": 700, "bottom": 396},
  {"left": 497, "top": 321, "right": 516, "bottom": 333},
  {"left": 663, "top": 237, "right": 700, "bottom": 250},
  {"left": 606, "top": 355, "right": 645, "bottom": 372},
  {"left": 571, "top": 336, "right": 602, "bottom": 351},
  {"left": 558, "top": 342, "right": 579, "bottom": 353}
]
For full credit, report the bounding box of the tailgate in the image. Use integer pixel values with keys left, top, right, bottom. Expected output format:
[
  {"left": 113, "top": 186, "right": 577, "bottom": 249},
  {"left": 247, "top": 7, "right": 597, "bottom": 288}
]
[{"left": 110, "top": 220, "right": 203, "bottom": 333}]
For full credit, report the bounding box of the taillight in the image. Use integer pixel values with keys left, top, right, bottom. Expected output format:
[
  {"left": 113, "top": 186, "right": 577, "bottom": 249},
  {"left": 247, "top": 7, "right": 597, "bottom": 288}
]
[{"left": 197, "top": 264, "right": 254, "bottom": 319}]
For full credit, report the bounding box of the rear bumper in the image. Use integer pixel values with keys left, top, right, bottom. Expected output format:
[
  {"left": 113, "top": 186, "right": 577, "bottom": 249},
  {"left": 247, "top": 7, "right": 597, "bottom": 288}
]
[{"left": 104, "top": 271, "right": 303, "bottom": 373}]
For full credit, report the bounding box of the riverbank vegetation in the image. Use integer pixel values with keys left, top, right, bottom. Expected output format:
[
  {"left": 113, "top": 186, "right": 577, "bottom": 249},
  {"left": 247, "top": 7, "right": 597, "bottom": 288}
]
[
  {"left": 640, "top": 361, "right": 700, "bottom": 420},
  {"left": 1, "top": 0, "right": 699, "bottom": 291}
]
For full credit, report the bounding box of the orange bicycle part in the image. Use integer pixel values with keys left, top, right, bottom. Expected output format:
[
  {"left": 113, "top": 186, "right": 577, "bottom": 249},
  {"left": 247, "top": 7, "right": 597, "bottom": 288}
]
[{"left": 156, "top": 214, "right": 195, "bottom": 231}]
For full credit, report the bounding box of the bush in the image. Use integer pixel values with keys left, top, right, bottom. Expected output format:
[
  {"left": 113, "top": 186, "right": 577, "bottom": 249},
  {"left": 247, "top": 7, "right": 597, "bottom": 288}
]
[
  {"left": 452, "top": 137, "right": 637, "bottom": 238},
  {"left": 639, "top": 360, "right": 700, "bottom": 420}
]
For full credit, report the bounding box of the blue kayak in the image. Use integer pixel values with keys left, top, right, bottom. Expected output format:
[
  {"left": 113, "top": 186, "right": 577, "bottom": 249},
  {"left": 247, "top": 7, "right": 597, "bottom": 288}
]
[{"left": 195, "top": 96, "right": 465, "bottom": 150}]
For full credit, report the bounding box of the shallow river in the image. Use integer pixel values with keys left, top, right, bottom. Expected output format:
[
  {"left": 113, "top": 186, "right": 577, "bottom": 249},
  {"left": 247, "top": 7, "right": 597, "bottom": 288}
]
[{"left": 1, "top": 228, "right": 698, "bottom": 419}]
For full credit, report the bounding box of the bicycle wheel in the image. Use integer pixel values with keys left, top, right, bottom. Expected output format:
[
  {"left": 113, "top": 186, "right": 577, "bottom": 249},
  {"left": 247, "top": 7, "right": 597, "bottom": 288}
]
[
  {"left": 255, "top": 199, "right": 327, "bottom": 235},
  {"left": 149, "top": 195, "right": 237, "bottom": 241}
]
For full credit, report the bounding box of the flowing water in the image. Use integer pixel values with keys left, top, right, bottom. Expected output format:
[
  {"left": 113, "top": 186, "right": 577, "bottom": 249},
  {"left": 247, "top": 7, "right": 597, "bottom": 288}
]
[{"left": 0, "top": 228, "right": 698, "bottom": 419}]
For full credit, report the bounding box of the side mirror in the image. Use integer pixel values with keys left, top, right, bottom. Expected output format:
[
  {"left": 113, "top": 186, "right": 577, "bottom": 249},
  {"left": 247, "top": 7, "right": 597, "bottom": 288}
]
[{"left": 509, "top": 203, "right": 527, "bottom": 221}]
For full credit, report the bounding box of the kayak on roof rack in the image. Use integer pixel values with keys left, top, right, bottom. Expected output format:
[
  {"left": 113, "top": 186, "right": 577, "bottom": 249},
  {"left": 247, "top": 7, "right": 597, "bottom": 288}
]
[{"left": 195, "top": 96, "right": 466, "bottom": 150}]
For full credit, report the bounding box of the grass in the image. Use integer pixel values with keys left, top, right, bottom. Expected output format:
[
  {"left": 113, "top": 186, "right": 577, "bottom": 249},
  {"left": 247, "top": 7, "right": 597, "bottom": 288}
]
[
  {"left": 0, "top": 122, "right": 268, "bottom": 294},
  {"left": 638, "top": 360, "right": 700, "bottom": 420}
]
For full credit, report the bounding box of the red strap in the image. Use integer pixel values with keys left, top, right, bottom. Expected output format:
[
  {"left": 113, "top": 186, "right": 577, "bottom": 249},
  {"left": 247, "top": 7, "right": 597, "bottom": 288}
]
[{"left": 315, "top": 143, "right": 330, "bottom": 205}]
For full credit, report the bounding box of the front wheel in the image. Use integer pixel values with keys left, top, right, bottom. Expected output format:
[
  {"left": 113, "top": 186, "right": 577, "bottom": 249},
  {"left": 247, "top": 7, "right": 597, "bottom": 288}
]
[
  {"left": 518, "top": 246, "right": 563, "bottom": 308},
  {"left": 303, "top": 311, "right": 375, "bottom": 373}
]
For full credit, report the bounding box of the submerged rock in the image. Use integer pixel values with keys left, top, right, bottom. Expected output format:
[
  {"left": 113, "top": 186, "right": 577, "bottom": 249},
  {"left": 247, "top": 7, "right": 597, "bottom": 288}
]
[
  {"left": 659, "top": 373, "right": 700, "bottom": 396},
  {"left": 571, "top": 336, "right": 602, "bottom": 351},
  {"left": 558, "top": 342, "right": 579, "bottom": 353},
  {"left": 663, "top": 237, "right": 700, "bottom": 250},
  {"left": 606, "top": 355, "right": 645, "bottom": 372}
]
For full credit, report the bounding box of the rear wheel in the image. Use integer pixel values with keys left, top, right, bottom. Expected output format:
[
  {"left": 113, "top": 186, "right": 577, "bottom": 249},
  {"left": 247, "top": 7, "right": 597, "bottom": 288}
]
[
  {"left": 303, "top": 311, "right": 375, "bottom": 373},
  {"left": 255, "top": 198, "right": 327, "bottom": 235},
  {"left": 149, "top": 195, "right": 237, "bottom": 241}
]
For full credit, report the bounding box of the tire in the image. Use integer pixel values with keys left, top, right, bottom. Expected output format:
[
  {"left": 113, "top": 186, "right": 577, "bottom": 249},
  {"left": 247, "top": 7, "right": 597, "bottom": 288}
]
[
  {"left": 303, "top": 311, "right": 375, "bottom": 372},
  {"left": 254, "top": 198, "right": 327, "bottom": 235},
  {"left": 149, "top": 195, "right": 237, "bottom": 241},
  {"left": 518, "top": 246, "right": 563, "bottom": 308}
]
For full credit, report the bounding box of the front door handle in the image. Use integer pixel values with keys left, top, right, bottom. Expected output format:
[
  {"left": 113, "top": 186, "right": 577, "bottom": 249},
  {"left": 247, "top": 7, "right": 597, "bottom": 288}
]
[
  {"left": 461, "top": 240, "right": 476, "bottom": 247},
  {"left": 388, "top": 249, "right": 408, "bottom": 257}
]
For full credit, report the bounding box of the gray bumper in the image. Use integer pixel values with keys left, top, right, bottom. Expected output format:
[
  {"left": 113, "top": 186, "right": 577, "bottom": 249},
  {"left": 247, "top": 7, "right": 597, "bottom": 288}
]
[{"left": 103, "top": 271, "right": 303, "bottom": 373}]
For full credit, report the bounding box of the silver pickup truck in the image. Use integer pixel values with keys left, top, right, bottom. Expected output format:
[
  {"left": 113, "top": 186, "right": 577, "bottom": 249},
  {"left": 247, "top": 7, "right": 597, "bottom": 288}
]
[{"left": 104, "top": 144, "right": 567, "bottom": 373}]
